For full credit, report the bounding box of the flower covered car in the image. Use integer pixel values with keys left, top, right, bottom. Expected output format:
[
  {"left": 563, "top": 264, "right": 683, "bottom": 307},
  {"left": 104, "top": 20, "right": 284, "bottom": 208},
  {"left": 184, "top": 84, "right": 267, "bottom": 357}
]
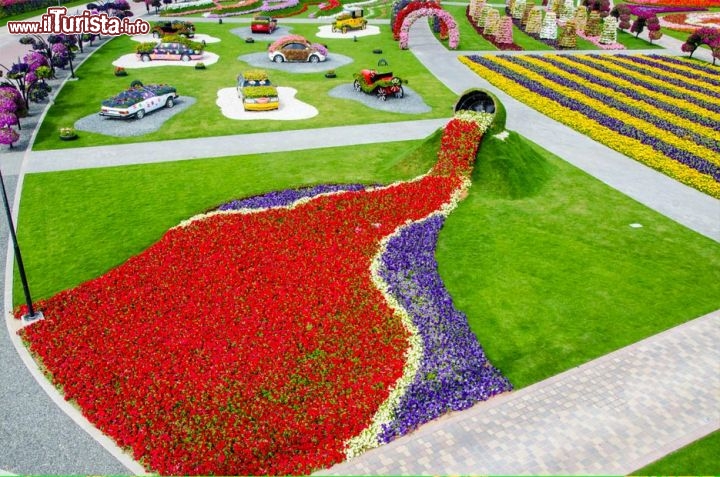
[
  {"left": 236, "top": 70, "right": 279, "bottom": 111},
  {"left": 136, "top": 42, "right": 204, "bottom": 62},
  {"left": 251, "top": 16, "right": 278, "bottom": 34},
  {"left": 267, "top": 35, "right": 328, "bottom": 63},
  {"left": 353, "top": 69, "right": 404, "bottom": 100},
  {"left": 332, "top": 8, "right": 367, "bottom": 34},
  {"left": 100, "top": 82, "right": 178, "bottom": 119}
]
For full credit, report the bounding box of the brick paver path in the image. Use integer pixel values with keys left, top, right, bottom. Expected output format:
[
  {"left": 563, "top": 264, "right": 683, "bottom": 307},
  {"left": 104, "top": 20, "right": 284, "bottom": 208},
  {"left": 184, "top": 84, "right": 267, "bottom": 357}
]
[{"left": 319, "top": 311, "right": 720, "bottom": 475}]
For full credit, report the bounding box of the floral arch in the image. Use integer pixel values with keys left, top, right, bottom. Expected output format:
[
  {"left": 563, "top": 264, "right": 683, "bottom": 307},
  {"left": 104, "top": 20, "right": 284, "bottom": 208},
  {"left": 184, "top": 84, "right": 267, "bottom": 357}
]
[{"left": 398, "top": 8, "right": 460, "bottom": 49}]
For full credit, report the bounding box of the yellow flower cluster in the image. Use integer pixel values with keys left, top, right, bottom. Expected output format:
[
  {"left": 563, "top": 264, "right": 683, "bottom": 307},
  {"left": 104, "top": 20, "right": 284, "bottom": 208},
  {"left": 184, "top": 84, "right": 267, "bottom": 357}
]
[
  {"left": 458, "top": 56, "right": 720, "bottom": 199},
  {"left": 483, "top": 55, "right": 719, "bottom": 167},
  {"left": 548, "top": 55, "right": 720, "bottom": 126},
  {"left": 588, "top": 55, "right": 719, "bottom": 106}
]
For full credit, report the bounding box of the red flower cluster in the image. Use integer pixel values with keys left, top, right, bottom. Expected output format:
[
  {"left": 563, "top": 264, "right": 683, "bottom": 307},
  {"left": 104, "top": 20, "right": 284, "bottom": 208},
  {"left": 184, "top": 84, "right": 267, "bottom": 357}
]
[{"left": 18, "top": 117, "right": 484, "bottom": 475}]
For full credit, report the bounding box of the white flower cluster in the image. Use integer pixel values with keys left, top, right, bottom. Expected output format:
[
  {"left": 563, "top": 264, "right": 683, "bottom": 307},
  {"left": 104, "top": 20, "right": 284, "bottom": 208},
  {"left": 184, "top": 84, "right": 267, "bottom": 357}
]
[
  {"left": 493, "top": 130, "right": 510, "bottom": 141},
  {"left": 453, "top": 110, "right": 495, "bottom": 133}
]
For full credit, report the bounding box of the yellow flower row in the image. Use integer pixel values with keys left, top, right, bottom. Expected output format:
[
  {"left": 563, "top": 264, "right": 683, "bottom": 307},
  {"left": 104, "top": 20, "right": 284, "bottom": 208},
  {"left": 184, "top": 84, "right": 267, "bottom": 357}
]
[
  {"left": 604, "top": 55, "right": 719, "bottom": 96},
  {"left": 484, "top": 55, "right": 719, "bottom": 168},
  {"left": 549, "top": 54, "right": 720, "bottom": 126},
  {"left": 644, "top": 55, "right": 720, "bottom": 82},
  {"left": 458, "top": 56, "right": 720, "bottom": 199},
  {"left": 585, "top": 55, "right": 719, "bottom": 106},
  {"left": 521, "top": 55, "right": 720, "bottom": 157}
]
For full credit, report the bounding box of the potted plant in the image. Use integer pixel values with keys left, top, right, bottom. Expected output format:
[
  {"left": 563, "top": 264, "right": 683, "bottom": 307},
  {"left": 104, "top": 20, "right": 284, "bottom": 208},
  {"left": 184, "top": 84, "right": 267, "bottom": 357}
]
[
  {"left": 324, "top": 69, "right": 336, "bottom": 78},
  {"left": 114, "top": 66, "right": 128, "bottom": 76},
  {"left": 59, "top": 127, "right": 78, "bottom": 141},
  {"left": 195, "top": 62, "right": 206, "bottom": 70}
]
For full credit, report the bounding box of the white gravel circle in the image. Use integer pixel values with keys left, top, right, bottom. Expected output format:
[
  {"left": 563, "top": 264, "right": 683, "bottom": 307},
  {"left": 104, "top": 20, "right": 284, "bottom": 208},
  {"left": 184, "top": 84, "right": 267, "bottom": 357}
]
[
  {"left": 315, "top": 24, "right": 381, "bottom": 38},
  {"left": 216, "top": 87, "right": 319, "bottom": 120},
  {"left": 329, "top": 83, "right": 431, "bottom": 114},
  {"left": 112, "top": 52, "right": 220, "bottom": 68}
]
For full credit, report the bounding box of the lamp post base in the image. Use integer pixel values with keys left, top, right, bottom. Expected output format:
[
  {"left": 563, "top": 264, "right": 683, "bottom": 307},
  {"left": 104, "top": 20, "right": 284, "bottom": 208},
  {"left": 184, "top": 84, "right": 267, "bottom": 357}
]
[{"left": 22, "top": 311, "right": 45, "bottom": 324}]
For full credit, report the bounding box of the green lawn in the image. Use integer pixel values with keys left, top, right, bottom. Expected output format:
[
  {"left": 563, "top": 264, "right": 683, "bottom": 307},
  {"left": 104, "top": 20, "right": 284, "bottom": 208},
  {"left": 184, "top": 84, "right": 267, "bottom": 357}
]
[
  {"left": 17, "top": 131, "right": 720, "bottom": 390},
  {"left": 631, "top": 431, "right": 720, "bottom": 475},
  {"left": 33, "top": 22, "right": 457, "bottom": 150},
  {"left": 616, "top": 29, "right": 664, "bottom": 49}
]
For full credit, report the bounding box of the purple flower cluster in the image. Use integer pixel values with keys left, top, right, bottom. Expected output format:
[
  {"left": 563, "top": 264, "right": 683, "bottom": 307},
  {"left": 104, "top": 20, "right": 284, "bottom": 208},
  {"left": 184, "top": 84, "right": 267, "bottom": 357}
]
[
  {"left": 593, "top": 55, "right": 720, "bottom": 105},
  {"left": 466, "top": 55, "right": 720, "bottom": 181},
  {"left": 377, "top": 214, "right": 512, "bottom": 442},
  {"left": 216, "top": 184, "right": 366, "bottom": 211},
  {"left": 564, "top": 55, "right": 720, "bottom": 115},
  {"left": 507, "top": 56, "right": 720, "bottom": 153},
  {"left": 626, "top": 5, "right": 707, "bottom": 16}
]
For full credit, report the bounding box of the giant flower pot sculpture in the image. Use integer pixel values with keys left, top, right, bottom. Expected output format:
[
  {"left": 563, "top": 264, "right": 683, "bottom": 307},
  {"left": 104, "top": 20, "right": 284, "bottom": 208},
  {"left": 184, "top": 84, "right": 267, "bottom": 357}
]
[{"left": 19, "top": 108, "right": 510, "bottom": 475}]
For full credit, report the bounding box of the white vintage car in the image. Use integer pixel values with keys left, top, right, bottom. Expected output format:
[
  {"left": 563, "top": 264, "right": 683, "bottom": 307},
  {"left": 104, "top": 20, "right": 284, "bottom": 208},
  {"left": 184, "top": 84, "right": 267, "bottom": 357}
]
[{"left": 100, "top": 83, "right": 178, "bottom": 119}]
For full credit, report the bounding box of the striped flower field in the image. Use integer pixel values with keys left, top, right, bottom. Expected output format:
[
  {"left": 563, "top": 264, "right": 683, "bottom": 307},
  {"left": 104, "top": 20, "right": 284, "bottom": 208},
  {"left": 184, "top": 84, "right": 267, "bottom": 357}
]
[{"left": 460, "top": 54, "right": 720, "bottom": 198}]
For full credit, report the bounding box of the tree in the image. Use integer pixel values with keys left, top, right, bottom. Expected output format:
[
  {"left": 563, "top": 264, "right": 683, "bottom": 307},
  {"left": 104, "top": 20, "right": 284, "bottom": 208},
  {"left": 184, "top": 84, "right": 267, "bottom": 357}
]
[
  {"left": 682, "top": 27, "right": 720, "bottom": 64},
  {"left": 630, "top": 14, "right": 647, "bottom": 38},
  {"left": 599, "top": 15, "right": 618, "bottom": 44},
  {"left": 496, "top": 16, "right": 514, "bottom": 43},
  {"left": 646, "top": 14, "right": 662, "bottom": 43},
  {"left": 539, "top": 11, "right": 557, "bottom": 39},
  {"left": 585, "top": 11, "right": 602, "bottom": 37},
  {"left": 48, "top": 34, "right": 79, "bottom": 78},
  {"left": 610, "top": 3, "right": 631, "bottom": 30},
  {"left": 0, "top": 127, "right": 19, "bottom": 148},
  {"left": 558, "top": 19, "right": 577, "bottom": 48}
]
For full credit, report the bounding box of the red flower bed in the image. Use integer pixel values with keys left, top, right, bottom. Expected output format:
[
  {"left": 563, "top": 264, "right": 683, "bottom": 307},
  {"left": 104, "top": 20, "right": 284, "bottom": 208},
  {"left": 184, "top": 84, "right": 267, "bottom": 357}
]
[{"left": 18, "top": 117, "right": 486, "bottom": 475}]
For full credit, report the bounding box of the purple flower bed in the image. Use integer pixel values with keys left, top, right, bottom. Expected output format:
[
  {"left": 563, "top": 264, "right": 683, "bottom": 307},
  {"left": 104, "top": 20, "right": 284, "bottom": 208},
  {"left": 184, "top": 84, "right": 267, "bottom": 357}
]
[
  {"left": 466, "top": 55, "right": 720, "bottom": 181},
  {"left": 626, "top": 4, "right": 707, "bottom": 16},
  {"left": 378, "top": 214, "right": 512, "bottom": 442},
  {"left": 216, "top": 184, "right": 366, "bottom": 211},
  {"left": 564, "top": 55, "right": 720, "bottom": 115},
  {"left": 534, "top": 56, "right": 720, "bottom": 132},
  {"left": 593, "top": 55, "right": 720, "bottom": 101},
  {"left": 648, "top": 54, "right": 720, "bottom": 75}
]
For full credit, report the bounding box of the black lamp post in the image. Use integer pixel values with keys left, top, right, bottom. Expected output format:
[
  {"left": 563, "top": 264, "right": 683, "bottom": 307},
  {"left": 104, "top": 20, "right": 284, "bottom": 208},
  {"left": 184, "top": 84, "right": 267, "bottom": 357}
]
[{"left": 0, "top": 166, "right": 43, "bottom": 323}]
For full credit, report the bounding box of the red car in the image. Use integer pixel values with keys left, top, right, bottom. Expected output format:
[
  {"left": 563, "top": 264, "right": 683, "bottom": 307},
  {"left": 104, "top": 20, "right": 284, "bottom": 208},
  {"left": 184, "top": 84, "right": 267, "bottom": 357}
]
[{"left": 251, "top": 16, "right": 278, "bottom": 34}]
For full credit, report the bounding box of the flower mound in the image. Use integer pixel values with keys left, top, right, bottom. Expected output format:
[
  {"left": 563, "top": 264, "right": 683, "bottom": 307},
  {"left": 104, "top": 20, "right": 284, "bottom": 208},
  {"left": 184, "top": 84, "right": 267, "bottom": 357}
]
[{"left": 19, "top": 112, "right": 506, "bottom": 475}]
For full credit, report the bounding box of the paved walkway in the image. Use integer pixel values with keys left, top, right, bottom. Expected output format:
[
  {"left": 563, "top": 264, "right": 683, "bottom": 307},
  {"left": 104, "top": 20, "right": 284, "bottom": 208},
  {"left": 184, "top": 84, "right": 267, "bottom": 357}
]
[{"left": 320, "top": 311, "right": 720, "bottom": 475}]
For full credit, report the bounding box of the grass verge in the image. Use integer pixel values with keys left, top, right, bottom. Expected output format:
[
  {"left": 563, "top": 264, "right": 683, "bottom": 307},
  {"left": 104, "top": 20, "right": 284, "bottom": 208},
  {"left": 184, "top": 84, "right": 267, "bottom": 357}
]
[
  {"left": 16, "top": 131, "right": 720, "bottom": 390},
  {"left": 631, "top": 430, "right": 720, "bottom": 475}
]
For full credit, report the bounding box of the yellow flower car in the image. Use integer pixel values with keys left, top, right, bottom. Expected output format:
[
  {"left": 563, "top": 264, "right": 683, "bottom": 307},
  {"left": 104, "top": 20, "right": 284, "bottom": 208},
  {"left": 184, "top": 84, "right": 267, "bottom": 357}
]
[{"left": 236, "top": 70, "right": 280, "bottom": 111}]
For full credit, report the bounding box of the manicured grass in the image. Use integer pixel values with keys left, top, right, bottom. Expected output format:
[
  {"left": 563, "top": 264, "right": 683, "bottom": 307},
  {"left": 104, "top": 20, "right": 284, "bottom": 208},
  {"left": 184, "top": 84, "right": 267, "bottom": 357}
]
[
  {"left": 631, "top": 431, "right": 720, "bottom": 475},
  {"left": 436, "top": 131, "right": 720, "bottom": 388},
  {"left": 17, "top": 132, "right": 720, "bottom": 391},
  {"left": 33, "top": 22, "right": 457, "bottom": 150},
  {"left": 0, "top": 0, "right": 87, "bottom": 27}
]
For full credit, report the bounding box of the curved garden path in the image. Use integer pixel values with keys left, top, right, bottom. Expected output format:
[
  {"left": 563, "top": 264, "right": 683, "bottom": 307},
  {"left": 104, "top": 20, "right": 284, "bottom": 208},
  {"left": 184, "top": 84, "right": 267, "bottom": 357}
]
[{"left": 0, "top": 8, "right": 718, "bottom": 476}]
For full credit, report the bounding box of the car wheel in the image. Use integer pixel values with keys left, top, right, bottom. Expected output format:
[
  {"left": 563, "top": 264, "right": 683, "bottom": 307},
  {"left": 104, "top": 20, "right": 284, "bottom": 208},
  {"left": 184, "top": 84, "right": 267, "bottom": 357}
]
[
  {"left": 141, "top": 54, "right": 151, "bottom": 62},
  {"left": 395, "top": 87, "right": 404, "bottom": 99},
  {"left": 342, "top": 26, "right": 348, "bottom": 34},
  {"left": 362, "top": 22, "right": 367, "bottom": 30},
  {"left": 165, "top": 97, "right": 175, "bottom": 108},
  {"left": 353, "top": 80, "right": 361, "bottom": 92},
  {"left": 273, "top": 54, "right": 284, "bottom": 63},
  {"left": 181, "top": 54, "right": 190, "bottom": 62},
  {"left": 136, "top": 109, "right": 145, "bottom": 119},
  {"left": 309, "top": 55, "right": 319, "bottom": 64},
  {"left": 378, "top": 93, "right": 386, "bottom": 101}
]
